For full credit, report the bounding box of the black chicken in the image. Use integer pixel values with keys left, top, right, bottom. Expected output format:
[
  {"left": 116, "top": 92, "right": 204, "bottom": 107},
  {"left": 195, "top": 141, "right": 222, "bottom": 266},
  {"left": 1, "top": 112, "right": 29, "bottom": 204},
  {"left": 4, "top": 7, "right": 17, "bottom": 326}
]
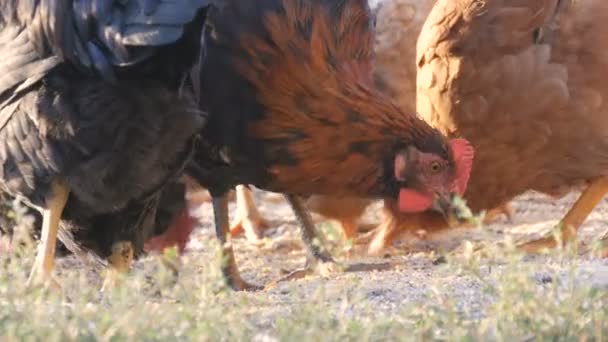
[{"left": 0, "top": 0, "right": 211, "bottom": 286}]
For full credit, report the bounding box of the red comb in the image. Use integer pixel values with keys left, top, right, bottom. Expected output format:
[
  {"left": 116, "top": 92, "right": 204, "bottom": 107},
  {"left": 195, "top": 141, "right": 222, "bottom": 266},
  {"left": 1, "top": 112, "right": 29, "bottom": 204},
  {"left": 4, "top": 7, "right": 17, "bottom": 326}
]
[{"left": 449, "top": 138, "right": 475, "bottom": 195}]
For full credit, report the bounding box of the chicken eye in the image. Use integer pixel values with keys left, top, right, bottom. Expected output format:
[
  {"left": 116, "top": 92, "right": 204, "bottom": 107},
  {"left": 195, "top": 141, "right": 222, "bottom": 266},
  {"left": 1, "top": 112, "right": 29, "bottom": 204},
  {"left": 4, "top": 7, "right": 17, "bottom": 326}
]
[
  {"left": 532, "top": 27, "right": 543, "bottom": 44},
  {"left": 430, "top": 161, "right": 442, "bottom": 173}
]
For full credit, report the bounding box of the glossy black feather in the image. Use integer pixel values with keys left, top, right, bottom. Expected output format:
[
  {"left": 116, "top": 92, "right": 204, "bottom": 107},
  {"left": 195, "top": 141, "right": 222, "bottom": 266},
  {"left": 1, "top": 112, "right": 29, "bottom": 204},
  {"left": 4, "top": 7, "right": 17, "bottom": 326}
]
[{"left": 0, "top": 0, "right": 211, "bottom": 264}]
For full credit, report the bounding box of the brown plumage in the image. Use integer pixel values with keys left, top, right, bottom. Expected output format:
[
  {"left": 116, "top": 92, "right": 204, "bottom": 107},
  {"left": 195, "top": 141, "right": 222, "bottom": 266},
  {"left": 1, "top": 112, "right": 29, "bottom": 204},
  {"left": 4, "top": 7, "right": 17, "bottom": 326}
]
[
  {"left": 227, "top": 0, "right": 435, "bottom": 245},
  {"left": 365, "top": 0, "right": 514, "bottom": 253},
  {"left": 190, "top": 0, "right": 474, "bottom": 290},
  {"left": 410, "top": 0, "right": 608, "bottom": 252},
  {"left": 225, "top": 0, "right": 513, "bottom": 254}
]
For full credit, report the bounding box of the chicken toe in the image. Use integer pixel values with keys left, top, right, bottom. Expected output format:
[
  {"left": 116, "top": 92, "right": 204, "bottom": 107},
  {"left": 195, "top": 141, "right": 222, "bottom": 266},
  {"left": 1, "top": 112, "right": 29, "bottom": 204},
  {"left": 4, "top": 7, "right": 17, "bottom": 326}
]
[
  {"left": 285, "top": 194, "right": 335, "bottom": 264},
  {"left": 267, "top": 195, "right": 390, "bottom": 288},
  {"left": 518, "top": 177, "right": 608, "bottom": 253},
  {"left": 264, "top": 259, "right": 341, "bottom": 290}
]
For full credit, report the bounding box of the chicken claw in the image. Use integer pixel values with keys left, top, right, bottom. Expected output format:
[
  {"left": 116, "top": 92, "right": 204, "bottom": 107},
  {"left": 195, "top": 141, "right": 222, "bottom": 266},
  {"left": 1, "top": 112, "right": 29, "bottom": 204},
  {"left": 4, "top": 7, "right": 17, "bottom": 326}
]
[
  {"left": 264, "top": 196, "right": 391, "bottom": 290},
  {"left": 518, "top": 177, "right": 608, "bottom": 254},
  {"left": 27, "top": 178, "right": 69, "bottom": 289},
  {"left": 285, "top": 194, "right": 336, "bottom": 264},
  {"left": 264, "top": 260, "right": 341, "bottom": 290},
  {"left": 265, "top": 259, "right": 391, "bottom": 290},
  {"left": 230, "top": 185, "right": 270, "bottom": 242}
]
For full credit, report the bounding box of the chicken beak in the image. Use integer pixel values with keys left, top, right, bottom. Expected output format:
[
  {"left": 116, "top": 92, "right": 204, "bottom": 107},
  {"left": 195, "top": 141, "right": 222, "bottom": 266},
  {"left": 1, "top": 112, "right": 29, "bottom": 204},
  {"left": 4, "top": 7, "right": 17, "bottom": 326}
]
[{"left": 431, "top": 192, "right": 460, "bottom": 226}]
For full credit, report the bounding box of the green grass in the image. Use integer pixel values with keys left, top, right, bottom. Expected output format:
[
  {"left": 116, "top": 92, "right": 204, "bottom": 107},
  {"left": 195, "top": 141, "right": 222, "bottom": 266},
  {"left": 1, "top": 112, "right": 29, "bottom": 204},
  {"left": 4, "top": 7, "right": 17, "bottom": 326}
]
[{"left": 1, "top": 226, "right": 607, "bottom": 340}]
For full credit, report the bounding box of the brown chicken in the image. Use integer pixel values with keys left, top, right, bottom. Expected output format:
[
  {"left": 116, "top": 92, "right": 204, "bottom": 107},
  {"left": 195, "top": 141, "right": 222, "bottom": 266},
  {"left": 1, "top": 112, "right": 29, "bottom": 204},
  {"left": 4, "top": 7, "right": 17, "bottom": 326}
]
[
  {"left": 188, "top": 0, "right": 475, "bottom": 290},
  {"left": 227, "top": 0, "right": 512, "bottom": 253},
  {"left": 230, "top": 0, "right": 511, "bottom": 254},
  {"left": 408, "top": 0, "right": 608, "bottom": 253},
  {"left": 227, "top": 0, "right": 436, "bottom": 245},
  {"left": 363, "top": 0, "right": 515, "bottom": 254}
]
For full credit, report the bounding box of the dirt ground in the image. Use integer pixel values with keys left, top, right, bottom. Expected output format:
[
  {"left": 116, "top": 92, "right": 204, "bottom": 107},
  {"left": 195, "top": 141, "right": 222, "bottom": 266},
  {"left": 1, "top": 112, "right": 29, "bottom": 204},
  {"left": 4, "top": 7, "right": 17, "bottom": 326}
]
[{"left": 175, "top": 189, "right": 608, "bottom": 320}]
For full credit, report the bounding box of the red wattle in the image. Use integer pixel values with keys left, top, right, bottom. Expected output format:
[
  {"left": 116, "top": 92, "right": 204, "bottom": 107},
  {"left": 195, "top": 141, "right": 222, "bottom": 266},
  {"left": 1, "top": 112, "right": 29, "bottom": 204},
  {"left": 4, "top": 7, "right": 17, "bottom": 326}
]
[{"left": 398, "top": 188, "right": 434, "bottom": 213}]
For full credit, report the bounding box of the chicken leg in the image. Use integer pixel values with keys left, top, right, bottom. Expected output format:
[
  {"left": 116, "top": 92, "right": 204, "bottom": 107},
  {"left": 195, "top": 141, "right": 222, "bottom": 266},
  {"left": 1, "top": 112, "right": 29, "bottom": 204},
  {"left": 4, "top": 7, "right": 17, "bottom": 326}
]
[
  {"left": 366, "top": 206, "right": 400, "bottom": 256},
  {"left": 266, "top": 195, "right": 390, "bottom": 289},
  {"left": 518, "top": 177, "right": 608, "bottom": 253},
  {"left": 27, "top": 178, "right": 69, "bottom": 287},
  {"left": 212, "top": 194, "right": 261, "bottom": 291},
  {"left": 101, "top": 241, "right": 134, "bottom": 292},
  {"left": 339, "top": 219, "right": 359, "bottom": 241},
  {"left": 229, "top": 185, "right": 269, "bottom": 242},
  {"left": 265, "top": 195, "right": 339, "bottom": 288}
]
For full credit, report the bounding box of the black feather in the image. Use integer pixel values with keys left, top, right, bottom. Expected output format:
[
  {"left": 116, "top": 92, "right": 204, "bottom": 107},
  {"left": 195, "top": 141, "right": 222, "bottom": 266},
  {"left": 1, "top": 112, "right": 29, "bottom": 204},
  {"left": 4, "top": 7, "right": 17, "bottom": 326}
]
[{"left": 0, "top": 0, "right": 213, "bottom": 268}]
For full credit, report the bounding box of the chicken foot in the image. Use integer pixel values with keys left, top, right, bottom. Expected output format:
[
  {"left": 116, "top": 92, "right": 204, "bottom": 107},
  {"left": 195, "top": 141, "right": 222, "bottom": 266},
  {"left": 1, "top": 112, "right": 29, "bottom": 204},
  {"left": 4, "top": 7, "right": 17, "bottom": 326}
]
[
  {"left": 483, "top": 203, "right": 514, "bottom": 224},
  {"left": 101, "top": 241, "right": 134, "bottom": 292},
  {"left": 265, "top": 195, "right": 390, "bottom": 289},
  {"left": 27, "top": 178, "right": 69, "bottom": 288},
  {"left": 518, "top": 177, "right": 608, "bottom": 253},
  {"left": 366, "top": 207, "right": 400, "bottom": 256},
  {"left": 212, "top": 195, "right": 262, "bottom": 291},
  {"left": 229, "top": 185, "right": 269, "bottom": 242}
]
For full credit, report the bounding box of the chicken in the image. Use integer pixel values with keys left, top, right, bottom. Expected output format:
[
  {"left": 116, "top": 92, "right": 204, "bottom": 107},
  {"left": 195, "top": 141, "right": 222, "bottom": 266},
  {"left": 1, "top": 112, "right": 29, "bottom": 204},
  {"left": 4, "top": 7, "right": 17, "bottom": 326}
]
[
  {"left": 360, "top": 0, "right": 517, "bottom": 254},
  {"left": 412, "top": 0, "right": 608, "bottom": 253},
  {"left": 0, "top": 0, "right": 210, "bottom": 287},
  {"left": 227, "top": 0, "right": 435, "bottom": 246},
  {"left": 226, "top": 0, "right": 509, "bottom": 252},
  {"left": 188, "top": 0, "right": 475, "bottom": 290}
]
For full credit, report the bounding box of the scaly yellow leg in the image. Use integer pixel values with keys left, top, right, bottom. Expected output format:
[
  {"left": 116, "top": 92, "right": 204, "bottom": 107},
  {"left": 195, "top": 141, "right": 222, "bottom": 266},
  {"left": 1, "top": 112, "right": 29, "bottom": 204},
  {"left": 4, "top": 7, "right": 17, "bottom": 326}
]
[
  {"left": 27, "top": 178, "right": 69, "bottom": 287},
  {"left": 519, "top": 177, "right": 608, "bottom": 253},
  {"left": 101, "top": 241, "right": 134, "bottom": 291},
  {"left": 230, "top": 185, "right": 269, "bottom": 242},
  {"left": 213, "top": 194, "right": 262, "bottom": 291}
]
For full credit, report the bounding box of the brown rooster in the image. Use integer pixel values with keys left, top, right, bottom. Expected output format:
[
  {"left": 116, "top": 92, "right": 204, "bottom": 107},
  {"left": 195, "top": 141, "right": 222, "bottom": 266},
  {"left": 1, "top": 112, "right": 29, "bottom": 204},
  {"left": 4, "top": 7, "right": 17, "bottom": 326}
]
[
  {"left": 411, "top": 0, "right": 608, "bottom": 253},
  {"left": 189, "top": 0, "right": 475, "bottom": 290}
]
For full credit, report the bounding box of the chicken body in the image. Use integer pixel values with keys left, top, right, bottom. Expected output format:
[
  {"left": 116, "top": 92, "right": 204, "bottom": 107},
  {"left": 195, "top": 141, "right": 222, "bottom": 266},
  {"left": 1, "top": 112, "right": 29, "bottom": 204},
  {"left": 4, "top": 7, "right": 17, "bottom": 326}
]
[
  {"left": 190, "top": 0, "right": 473, "bottom": 290},
  {"left": 0, "top": 0, "right": 210, "bottom": 286},
  {"left": 415, "top": 0, "right": 608, "bottom": 251},
  {"left": 227, "top": 0, "right": 436, "bottom": 245}
]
